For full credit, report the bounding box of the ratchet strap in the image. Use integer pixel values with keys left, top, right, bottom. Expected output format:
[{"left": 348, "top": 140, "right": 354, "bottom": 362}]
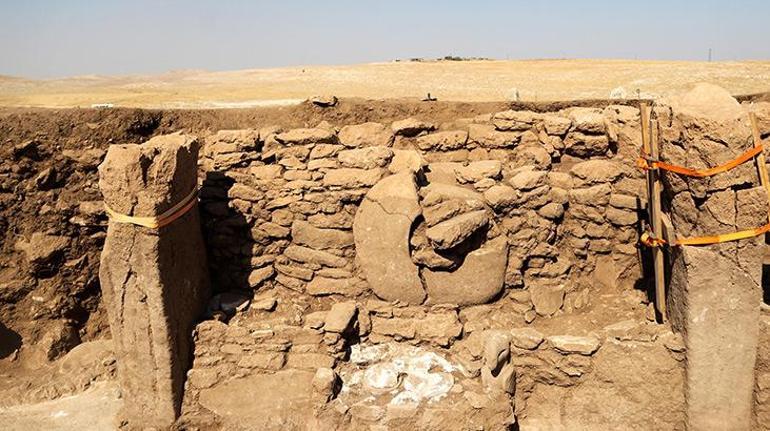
[
  {"left": 641, "top": 222, "right": 770, "bottom": 247},
  {"left": 638, "top": 112, "right": 770, "bottom": 247},
  {"left": 636, "top": 144, "right": 763, "bottom": 178},
  {"left": 104, "top": 187, "right": 198, "bottom": 229}
]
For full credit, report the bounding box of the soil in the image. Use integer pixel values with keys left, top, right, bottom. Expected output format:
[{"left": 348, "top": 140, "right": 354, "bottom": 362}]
[{"left": 0, "top": 381, "right": 122, "bottom": 431}]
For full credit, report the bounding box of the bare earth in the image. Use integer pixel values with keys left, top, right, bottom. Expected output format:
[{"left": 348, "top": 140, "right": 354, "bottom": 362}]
[
  {"left": 1, "top": 59, "right": 770, "bottom": 108},
  {"left": 0, "top": 382, "right": 122, "bottom": 431}
]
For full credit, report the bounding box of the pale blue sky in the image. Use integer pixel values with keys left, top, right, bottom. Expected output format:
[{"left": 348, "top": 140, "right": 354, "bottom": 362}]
[{"left": 1, "top": 0, "right": 768, "bottom": 78}]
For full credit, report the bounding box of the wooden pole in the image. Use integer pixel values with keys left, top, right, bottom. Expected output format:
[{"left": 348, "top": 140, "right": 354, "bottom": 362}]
[
  {"left": 650, "top": 119, "right": 667, "bottom": 321},
  {"left": 640, "top": 103, "right": 666, "bottom": 322},
  {"left": 749, "top": 112, "right": 770, "bottom": 221}
]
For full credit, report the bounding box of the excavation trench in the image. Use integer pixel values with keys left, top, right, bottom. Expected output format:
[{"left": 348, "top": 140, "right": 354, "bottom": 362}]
[{"left": 2, "top": 91, "right": 770, "bottom": 430}]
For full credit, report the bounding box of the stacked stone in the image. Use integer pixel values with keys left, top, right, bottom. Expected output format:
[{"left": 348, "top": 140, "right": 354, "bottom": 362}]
[
  {"left": 451, "top": 326, "right": 603, "bottom": 421},
  {"left": 187, "top": 301, "right": 360, "bottom": 392},
  {"left": 199, "top": 126, "right": 367, "bottom": 295},
  {"left": 199, "top": 129, "right": 271, "bottom": 290},
  {"left": 363, "top": 300, "right": 464, "bottom": 347},
  {"left": 563, "top": 158, "right": 641, "bottom": 289},
  {"left": 198, "top": 108, "right": 646, "bottom": 323}
]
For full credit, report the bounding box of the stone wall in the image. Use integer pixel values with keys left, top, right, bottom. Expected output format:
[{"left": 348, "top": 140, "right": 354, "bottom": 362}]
[
  {"left": 184, "top": 101, "right": 770, "bottom": 429},
  {"left": 198, "top": 105, "right": 648, "bottom": 319}
]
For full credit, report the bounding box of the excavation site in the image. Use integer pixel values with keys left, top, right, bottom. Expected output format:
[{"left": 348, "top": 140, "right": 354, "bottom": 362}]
[{"left": 0, "top": 83, "right": 769, "bottom": 430}]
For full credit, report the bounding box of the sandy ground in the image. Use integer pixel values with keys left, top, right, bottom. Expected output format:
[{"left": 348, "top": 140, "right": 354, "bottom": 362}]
[
  {"left": 0, "top": 382, "right": 122, "bottom": 431},
  {"left": 1, "top": 59, "right": 770, "bottom": 108}
]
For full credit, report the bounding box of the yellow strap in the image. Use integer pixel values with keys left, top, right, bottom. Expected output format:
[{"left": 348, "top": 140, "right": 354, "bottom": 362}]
[
  {"left": 640, "top": 231, "right": 666, "bottom": 248},
  {"left": 673, "top": 222, "right": 770, "bottom": 246},
  {"left": 104, "top": 187, "right": 198, "bottom": 229},
  {"left": 641, "top": 221, "right": 770, "bottom": 247}
]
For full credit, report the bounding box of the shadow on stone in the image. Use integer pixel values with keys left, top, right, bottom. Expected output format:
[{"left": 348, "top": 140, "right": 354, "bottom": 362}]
[{"left": 0, "top": 321, "right": 22, "bottom": 359}]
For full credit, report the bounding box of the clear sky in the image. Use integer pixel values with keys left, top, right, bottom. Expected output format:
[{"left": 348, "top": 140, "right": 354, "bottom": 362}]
[{"left": 1, "top": 0, "right": 768, "bottom": 78}]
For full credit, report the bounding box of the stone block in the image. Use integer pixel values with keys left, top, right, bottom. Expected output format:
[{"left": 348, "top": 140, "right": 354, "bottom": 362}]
[{"left": 98, "top": 133, "right": 210, "bottom": 428}]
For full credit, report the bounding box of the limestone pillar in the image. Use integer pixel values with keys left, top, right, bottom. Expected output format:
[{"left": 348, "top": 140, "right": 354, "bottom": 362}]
[
  {"left": 660, "top": 84, "right": 765, "bottom": 430},
  {"left": 98, "top": 133, "right": 210, "bottom": 429}
]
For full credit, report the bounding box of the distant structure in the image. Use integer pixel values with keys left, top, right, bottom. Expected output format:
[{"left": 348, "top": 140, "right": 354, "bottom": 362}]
[
  {"left": 506, "top": 88, "right": 521, "bottom": 102},
  {"left": 609, "top": 87, "right": 627, "bottom": 99},
  {"left": 91, "top": 103, "right": 114, "bottom": 109}
]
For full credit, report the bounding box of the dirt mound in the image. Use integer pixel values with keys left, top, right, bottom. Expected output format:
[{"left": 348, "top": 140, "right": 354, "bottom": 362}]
[{"left": 0, "top": 108, "right": 168, "bottom": 367}]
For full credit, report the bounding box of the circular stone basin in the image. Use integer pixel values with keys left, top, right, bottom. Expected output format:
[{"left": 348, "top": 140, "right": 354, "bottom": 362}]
[
  {"left": 402, "top": 371, "right": 454, "bottom": 401},
  {"left": 363, "top": 363, "right": 400, "bottom": 392}
]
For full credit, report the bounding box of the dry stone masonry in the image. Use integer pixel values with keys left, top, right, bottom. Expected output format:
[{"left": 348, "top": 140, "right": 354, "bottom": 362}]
[
  {"left": 183, "top": 100, "right": 702, "bottom": 429},
  {"left": 5, "top": 100, "right": 770, "bottom": 429},
  {"left": 199, "top": 105, "right": 645, "bottom": 314}
]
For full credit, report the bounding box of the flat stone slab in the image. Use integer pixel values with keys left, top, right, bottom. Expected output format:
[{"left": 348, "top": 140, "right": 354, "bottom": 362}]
[
  {"left": 198, "top": 370, "right": 315, "bottom": 428},
  {"left": 547, "top": 335, "right": 602, "bottom": 355},
  {"left": 510, "top": 328, "right": 545, "bottom": 350}
]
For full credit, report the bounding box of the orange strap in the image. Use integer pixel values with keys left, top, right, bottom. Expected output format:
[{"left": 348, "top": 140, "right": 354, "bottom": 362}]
[
  {"left": 641, "top": 222, "right": 770, "bottom": 248},
  {"left": 637, "top": 144, "right": 763, "bottom": 178},
  {"left": 637, "top": 115, "right": 770, "bottom": 247},
  {"left": 104, "top": 188, "right": 198, "bottom": 229}
]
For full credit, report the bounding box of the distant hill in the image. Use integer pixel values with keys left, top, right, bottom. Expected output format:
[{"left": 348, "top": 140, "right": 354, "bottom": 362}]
[{"left": 1, "top": 59, "right": 769, "bottom": 108}]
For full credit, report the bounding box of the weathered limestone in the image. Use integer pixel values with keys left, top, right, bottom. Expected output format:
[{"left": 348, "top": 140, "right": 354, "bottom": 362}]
[
  {"left": 391, "top": 118, "right": 435, "bottom": 137},
  {"left": 98, "top": 133, "right": 210, "bottom": 429},
  {"left": 424, "top": 236, "right": 508, "bottom": 305},
  {"left": 547, "top": 335, "right": 601, "bottom": 355},
  {"left": 353, "top": 171, "right": 426, "bottom": 304},
  {"left": 480, "top": 330, "right": 516, "bottom": 394},
  {"left": 662, "top": 84, "right": 765, "bottom": 431},
  {"left": 426, "top": 210, "right": 490, "bottom": 250},
  {"left": 416, "top": 130, "right": 468, "bottom": 151}
]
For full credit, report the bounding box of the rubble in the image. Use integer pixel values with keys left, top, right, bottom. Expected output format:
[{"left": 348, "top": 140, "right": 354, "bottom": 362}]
[{"left": 547, "top": 335, "right": 602, "bottom": 355}]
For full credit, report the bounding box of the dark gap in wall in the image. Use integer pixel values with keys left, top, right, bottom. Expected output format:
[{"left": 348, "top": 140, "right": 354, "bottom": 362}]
[
  {"left": 762, "top": 265, "right": 770, "bottom": 305},
  {"left": 0, "top": 321, "right": 22, "bottom": 359}
]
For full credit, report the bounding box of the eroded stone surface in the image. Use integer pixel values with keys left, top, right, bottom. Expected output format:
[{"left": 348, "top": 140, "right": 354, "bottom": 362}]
[
  {"left": 548, "top": 335, "right": 602, "bottom": 355},
  {"left": 199, "top": 370, "right": 315, "bottom": 428},
  {"left": 353, "top": 172, "right": 426, "bottom": 304},
  {"left": 424, "top": 236, "right": 508, "bottom": 306},
  {"left": 426, "top": 210, "right": 489, "bottom": 250},
  {"left": 663, "top": 85, "right": 765, "bottom": 431},
  {"left": 98, "top": 133, "right": 210, "bottom": 429}
]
